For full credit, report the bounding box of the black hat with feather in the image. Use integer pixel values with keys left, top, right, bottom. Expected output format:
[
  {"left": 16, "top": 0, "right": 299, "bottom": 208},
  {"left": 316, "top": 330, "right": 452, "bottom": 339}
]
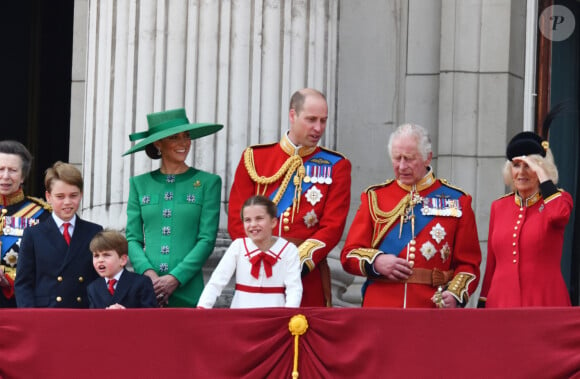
[{"left": 505, "top": 103, "right": 566, "bottom": 161}]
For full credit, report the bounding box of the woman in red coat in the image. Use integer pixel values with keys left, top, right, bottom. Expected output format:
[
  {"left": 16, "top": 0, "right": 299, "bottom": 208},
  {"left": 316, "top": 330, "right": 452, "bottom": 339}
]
[{"left": 480, "top": 131, "right": 573, "bottom": 307}]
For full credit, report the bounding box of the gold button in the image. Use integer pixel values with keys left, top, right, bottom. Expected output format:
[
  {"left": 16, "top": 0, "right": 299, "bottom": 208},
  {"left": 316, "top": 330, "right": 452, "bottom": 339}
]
[
  {"left": 512, "top": 242, "right": 516, "bottom": 246},
  {"left": 514, "top": 226, "right": 518, "bottom": 230},
  {"left": 409, "top": 253, "right": 416, "bottom": 260},
  {"left": 76, "top": 297, "right": 82, "bottom": 303},
  {"left": 518, "top": 214, "right": 523, "bottom": 218},
  {"left": 57, "top": 276, "right": 63, "bottom": 282},
  {"left": 409, "top": 247, "right": 416, "bottom": 253},
  {"left": 513, "top": 259, "right": 517, "bottom": 264},
  {"left": 283, "top": 218, "right": 289, "bottom": 224},
  {"left": 513, "top": 251, "right": 517, "bottom": 255},
  {"left": 284, "top": 211, "right": 290, "bottom": 217},
  {"left": 519, "top": 208, "right": 523, "bottom": 211},
  {"left": 410, "top": 240, "right": 416, "bottom": 245},
  {"left": 283, "top": 226, "right": 290, "bottom": 232},
  {"left": 78, "top": 277, "right": 84, "bottom": 282},
  {"left": 408, "top": 261, "right": 415, "bottom": 268},
  {"left": 513, "top": 233, "right": 517, "bottom": 238},
  {"left": 56, "top": 296, "right": 62, "bottom": 302},
  {"left": 516, "top": 220, "right": 521, "bottom": 225}
]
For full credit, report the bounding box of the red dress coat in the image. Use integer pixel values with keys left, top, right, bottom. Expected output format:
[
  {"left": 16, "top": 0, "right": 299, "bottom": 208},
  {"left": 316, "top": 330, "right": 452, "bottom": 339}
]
[
  {"left": 228, "top": 134, "right": 351, "bottom": 306},
  {"left": 481, "top": 186, "right": 573, "bottom": 307},
  {"left": 341, "top": 171, "right": 481, "bottom": 308}
]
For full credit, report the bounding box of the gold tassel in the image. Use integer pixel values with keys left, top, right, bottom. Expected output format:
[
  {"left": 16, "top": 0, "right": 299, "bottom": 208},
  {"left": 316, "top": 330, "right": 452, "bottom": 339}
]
[{"left": 288, "top": 314, "right": 309, "bottom": 379}]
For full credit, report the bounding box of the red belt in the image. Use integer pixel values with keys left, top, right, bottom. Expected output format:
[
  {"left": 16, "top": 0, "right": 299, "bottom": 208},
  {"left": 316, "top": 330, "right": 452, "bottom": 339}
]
[{"left": 235, "top": 284, "right": 285, "bottom": 294}]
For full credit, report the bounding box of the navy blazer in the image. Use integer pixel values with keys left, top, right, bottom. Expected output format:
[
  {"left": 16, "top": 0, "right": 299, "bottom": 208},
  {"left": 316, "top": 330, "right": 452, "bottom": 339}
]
[
  {"left": 15, "top": 216, "right": 103, "bottom": 308},
  {"left": 87, "top": 270, "right": 157, "bottom": 308}
]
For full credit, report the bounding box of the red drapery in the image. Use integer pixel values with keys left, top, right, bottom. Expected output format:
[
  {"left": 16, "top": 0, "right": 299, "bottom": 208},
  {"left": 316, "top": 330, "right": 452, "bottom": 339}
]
[{"left": 1, "top": 307, "right": 580, "bottom": 379}]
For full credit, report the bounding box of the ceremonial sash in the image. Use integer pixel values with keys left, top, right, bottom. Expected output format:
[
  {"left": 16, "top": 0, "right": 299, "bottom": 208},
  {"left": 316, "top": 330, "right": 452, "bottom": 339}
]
[
  {"left": 1, "top": 201, "right": 46, "bottom": 257},
  {"left": 270, "top": 150, "right": 342, "bottom": 217},
  {"left": 377, "top": 185, "right": 463, "bottom": 255}
]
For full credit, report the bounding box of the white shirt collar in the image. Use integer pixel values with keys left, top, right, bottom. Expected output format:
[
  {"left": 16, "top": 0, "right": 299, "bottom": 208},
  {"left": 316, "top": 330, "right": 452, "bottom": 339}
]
[{"left": 52, "top": 213, "right": 77, "bottom": 229}]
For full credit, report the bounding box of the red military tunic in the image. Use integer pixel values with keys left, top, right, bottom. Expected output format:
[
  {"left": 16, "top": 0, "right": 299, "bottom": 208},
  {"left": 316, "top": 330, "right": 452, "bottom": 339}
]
[
  {"left": 341, "top": 170, "right": 481, "bottom": 308},
  {"left": 481, "top": 184, "right": 572, "bottom": 307},
  {"left": 228, "top": 133, "right": 351, "bottom": 306}
]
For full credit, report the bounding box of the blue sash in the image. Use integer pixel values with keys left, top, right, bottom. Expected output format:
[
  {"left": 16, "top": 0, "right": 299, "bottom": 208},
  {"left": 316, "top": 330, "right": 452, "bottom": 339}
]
[
  {"left": 377, "top": 185, "right": 462, "bottom": 254},
  {"left": 270, "top": 150, "right": 342, "bottom": 217},
  {"left": 362, "top": 184, "right": 463, "bottom": 297}
]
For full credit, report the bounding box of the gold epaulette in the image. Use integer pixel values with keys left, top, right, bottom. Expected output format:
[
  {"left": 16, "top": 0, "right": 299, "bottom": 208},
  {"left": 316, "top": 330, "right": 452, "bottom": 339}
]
[
  {"left": 364, "top": 179, "right": 395, "bottom": 194},
  {"left": 438, "top": 179, "right": 468, "bottom": 195},
  {"left": 319, "top": 146, "right": 348, "bottom": 160},
  {"left": 27, "top": 196, "right": 52, "bottom": 212}
]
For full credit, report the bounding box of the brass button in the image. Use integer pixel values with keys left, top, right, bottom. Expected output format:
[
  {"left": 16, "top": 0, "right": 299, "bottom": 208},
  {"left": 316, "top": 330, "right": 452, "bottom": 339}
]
[
  {"left": 409, "top": 253, "right": 416, "bottom": 260},
  {"left": 283, "top": 218, "right": 289, "bottom": 224},
  {"left": 513, "top": 251, "right": 517, "bottom": 255},
  {"left": 284, "top": 211, "right": 290, "bottom": 217},
  {"left": 56, "top": 296, "right": 62, "bottom": 302},
  {"left": 57, "top": 276, "right": 63, "bottom": 282},
  {"left": 409, "top": 247, "right": 416, "bottom": 253},
  {"left": 76, "top": 297, "right": 82, "bottom": 303},
  {"left": 514, "top": 226, "right": 518, "bottom": 230},
  {"left": 408, "top": 261, "right": 415, "bottom": 268},
  {"left": 78, "top": 277, "right": 84, "bottom": 282},
  {"left": 410, "top": 239, "right": 416, "bottom": 245},
  {"left": 283, "top": 226, "right": 290, "bottom": 232},
  {"left": 512, "top": 233, "right": 517, "bottom": 238},
  {"left": 513, "top": 259, "right": 517, "bottom": 264},
  {"left": 512, "top": 242, "right": 516, "bottom": 246}
]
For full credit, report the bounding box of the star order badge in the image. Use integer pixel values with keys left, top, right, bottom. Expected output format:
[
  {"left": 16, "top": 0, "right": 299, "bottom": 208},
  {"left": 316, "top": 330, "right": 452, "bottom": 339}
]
[
  {"left": 305, "top": 185, "right": 323, "bottom": 206},
  {"left": 303, "top": 210, "right": 319, "bottom": 228},
  {"left": 430, "top": 223, "right": 446, "bottom": 244},
  {"left": 420, "top": 241, "right": 437, "bottom": 261}
]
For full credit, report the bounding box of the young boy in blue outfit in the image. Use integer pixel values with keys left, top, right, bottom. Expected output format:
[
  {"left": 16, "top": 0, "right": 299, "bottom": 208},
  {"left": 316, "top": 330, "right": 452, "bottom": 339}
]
[
  {"left": 15, "top": 161, "right": 103, "bottom": 308},
  {"left": 87, "top": 229, "right": 157, "bottom": 309}
]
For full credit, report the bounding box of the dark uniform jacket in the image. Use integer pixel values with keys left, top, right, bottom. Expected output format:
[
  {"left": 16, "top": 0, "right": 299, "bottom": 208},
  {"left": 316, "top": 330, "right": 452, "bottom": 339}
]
[
  {"left": 15, "top": 216, "right": 102, "bottom": 308},
  {"left": 87, "top": 269, "right": 157, "bottom": 309}
]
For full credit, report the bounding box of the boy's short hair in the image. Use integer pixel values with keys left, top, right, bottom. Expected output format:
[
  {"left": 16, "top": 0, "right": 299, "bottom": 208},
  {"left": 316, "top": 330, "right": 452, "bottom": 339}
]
[
  {"left": 90, "top": 229, "right": 128, "bottom": 258},
  {"left": 44, "top": 161, "right": 84, "bottom": 193}
]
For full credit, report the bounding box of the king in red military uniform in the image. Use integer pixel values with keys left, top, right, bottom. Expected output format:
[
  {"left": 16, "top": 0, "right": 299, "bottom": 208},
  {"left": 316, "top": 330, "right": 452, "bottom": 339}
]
[
  {"left": 341, "top": 123, "right": 481, "bottom": 308},
  {"left": 228, "top": 88, "right": 351, "bottom": 307}
]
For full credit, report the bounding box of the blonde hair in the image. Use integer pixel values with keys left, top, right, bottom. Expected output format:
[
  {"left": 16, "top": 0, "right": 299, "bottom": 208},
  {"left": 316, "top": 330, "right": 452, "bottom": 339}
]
[{"left": 502, "top": 149, "right": 559, "bottom": 191}]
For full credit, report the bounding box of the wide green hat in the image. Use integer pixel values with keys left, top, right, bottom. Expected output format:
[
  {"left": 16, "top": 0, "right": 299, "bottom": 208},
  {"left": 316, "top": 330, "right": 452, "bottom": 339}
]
[{"left": 123, "top": 108, "right": 223, "bottom": 158}]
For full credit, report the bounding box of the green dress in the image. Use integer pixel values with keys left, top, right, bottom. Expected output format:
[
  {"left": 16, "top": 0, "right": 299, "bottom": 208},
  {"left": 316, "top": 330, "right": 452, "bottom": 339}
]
[{"left": 126, "top": 168, "right": 221, "bottom": 307}]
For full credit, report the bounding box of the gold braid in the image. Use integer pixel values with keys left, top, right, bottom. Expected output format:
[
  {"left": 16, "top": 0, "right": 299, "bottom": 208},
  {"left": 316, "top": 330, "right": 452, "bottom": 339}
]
[
  {"left": 243, "top": 148, "right": 304, "bottom": 212},
  {"left": 368, "top": 190, "right": 410, "bottom": 248}
]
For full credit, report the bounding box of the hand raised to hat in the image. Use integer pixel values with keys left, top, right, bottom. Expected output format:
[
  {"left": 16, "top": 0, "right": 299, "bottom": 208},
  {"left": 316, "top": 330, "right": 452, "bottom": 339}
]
[
  {"left": 512, "top": 155, "right": 549, "bottom": 183},
  {"left": 373, "top": 254, "right": 413, "bottom": 281}
]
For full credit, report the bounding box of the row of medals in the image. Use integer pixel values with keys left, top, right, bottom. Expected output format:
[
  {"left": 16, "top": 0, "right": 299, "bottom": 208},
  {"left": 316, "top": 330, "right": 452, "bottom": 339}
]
[{"left": 303, "top": 166, "right": 332, "bottom": 184}]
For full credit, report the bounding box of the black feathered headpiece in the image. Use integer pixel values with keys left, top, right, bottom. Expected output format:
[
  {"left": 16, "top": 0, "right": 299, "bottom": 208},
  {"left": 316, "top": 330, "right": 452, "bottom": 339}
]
[{"left": 506, "top": 103, "right": 567, "bottom": 160}]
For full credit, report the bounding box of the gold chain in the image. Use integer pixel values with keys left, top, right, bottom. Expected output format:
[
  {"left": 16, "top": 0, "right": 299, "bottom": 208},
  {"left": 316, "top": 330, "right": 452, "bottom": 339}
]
[{"left": 243, "top": 148, "right": 304, "bottom": 207}]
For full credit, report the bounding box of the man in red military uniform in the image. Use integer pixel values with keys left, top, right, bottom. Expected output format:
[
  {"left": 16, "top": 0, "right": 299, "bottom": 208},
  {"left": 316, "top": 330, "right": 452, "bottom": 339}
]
[
  {"left": 341, "top": 123, "right": 481, "bottom": 308},
  {"left": 228, "top": 88, "right": 351, "bottom": 307}
]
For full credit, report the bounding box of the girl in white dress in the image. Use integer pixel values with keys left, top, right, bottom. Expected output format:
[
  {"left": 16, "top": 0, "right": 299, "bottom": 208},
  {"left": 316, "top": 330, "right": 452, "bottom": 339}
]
[{"left": 197, "top": 195, "right": 302, "bottom": 308}]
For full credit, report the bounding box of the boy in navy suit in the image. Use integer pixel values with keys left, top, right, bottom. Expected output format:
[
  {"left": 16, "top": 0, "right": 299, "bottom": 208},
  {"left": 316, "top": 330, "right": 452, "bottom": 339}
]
[
  {"left": 88, "top": 230, "right": 157, "bottom": 309},
  {"left": 15, "top": 161, "right": 103, "bottom": 308}
]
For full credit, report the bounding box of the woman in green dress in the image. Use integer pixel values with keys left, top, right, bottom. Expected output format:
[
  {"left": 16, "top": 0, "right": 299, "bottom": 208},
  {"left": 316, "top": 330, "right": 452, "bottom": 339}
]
[{"left": 123, "top": 109, "right": 222, "bottom": 307}]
